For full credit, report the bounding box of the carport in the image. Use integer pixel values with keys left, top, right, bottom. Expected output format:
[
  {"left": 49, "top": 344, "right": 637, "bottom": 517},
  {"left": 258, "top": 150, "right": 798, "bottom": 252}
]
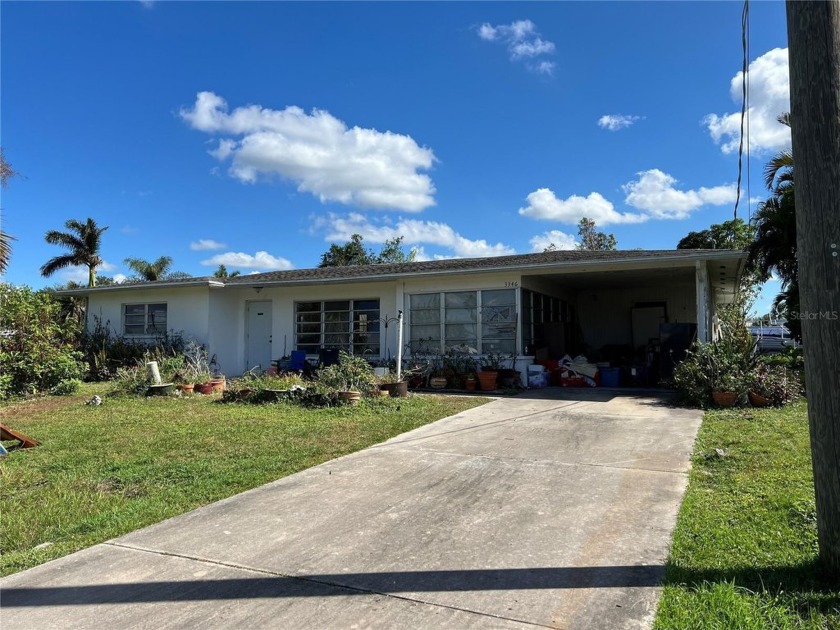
[{"left": 519, "top": 252, "right": 745, "bottom": 387}]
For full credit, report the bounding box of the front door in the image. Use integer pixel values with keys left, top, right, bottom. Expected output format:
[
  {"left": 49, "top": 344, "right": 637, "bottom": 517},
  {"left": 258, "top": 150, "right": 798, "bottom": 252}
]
[{"left": 245, "top": 301, "right": 273, "bottom": 371}]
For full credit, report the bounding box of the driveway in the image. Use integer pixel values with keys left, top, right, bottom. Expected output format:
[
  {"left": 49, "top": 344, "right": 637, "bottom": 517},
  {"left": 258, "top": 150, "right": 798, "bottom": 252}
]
[{"left": 1, "top": 389, "right": 702, "bottom": 629}]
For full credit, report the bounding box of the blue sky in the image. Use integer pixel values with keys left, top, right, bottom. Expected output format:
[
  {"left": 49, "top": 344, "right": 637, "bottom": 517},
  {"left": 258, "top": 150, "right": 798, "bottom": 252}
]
[{"left": 1, "top": 1, "right": 789, "bottom": 313}]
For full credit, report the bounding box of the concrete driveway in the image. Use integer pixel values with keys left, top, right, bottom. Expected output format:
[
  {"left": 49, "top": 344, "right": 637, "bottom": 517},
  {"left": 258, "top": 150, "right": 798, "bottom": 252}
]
[{"left": 1, "top": 389, "right": 702, "bottom": 629}]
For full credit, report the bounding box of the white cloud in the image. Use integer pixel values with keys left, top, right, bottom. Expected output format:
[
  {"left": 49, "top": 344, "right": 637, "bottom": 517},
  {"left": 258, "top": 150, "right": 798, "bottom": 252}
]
[
  {"left": 529, "top": 230, "right": 577, "bottom": 252},
  {"left": 705, "top": 47, "right": 791, "bottom": 154},
  {"left": 180, "top": 92, "right": 436, "bottom": 212},
  {"left": 598, "top": 114, "right": 643, "bottom": 131},
  {"left": 200, "top": 251, "right": 294, "bottom": 271},
  {"left": 113, "top": 274, "right": 128, "bottom": 284},
  {"left": 622, "top": 169, "right": 737, "bottom": 219},
  {"left": 59, "top": 261, "right": 117, "bottom": 284},
  {"left": 190, "top": 239, "right": 227, "bottom": 251},
  {"left": 518, "top": 188, "right": 646, "bottom": 226},
  {"left": 320, "top": 212, "right": 515, "bottom": 259},
  {"left": 477, "top": 19, "right": 555, "bottom": 75}
]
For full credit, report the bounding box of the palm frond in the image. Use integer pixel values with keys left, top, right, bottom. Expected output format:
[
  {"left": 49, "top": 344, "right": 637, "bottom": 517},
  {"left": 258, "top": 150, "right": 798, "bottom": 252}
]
[
  {"left": 40, "top": 254, "right": 82, "bottom": 278},
  {"left": 0, "top": 230, "right": 17, "bottom": 274}
]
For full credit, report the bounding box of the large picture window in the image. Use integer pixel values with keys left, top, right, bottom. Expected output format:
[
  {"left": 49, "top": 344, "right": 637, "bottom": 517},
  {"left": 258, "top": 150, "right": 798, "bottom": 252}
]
[
  {"left": 295, "top": 299, "right": 380, "bottom": 356},
  {"left": 409, "top": 289, "right": 516, "bottom": 354},
  {"left": 123, "top": 303, "right": 167, "bottom": 335}
]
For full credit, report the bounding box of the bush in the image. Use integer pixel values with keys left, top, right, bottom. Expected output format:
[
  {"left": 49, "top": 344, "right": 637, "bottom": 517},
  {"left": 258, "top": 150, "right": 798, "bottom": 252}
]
[
  {"left": 748, "top": 363, "right": 802, "bottom": 406},
  {"left": 51, "top": 379, "right": 82, "bottom": 396},
  {"left": 81, "top": 315, "right": 185, "bottom": 381},
  {"left": 673, "top": 299, "right": 757, "bottom": 407},
  {"left": 316, "top": 351, "right": 376, "bottom": 392},
  {"left": 0, "top": 284, "right": 84, "bottom": 398}
]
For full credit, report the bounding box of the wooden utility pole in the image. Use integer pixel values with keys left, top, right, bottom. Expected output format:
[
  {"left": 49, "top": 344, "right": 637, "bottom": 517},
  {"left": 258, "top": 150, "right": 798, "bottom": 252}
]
[{"left": 786, "top": 0, "right": 840, "bottom": 573}]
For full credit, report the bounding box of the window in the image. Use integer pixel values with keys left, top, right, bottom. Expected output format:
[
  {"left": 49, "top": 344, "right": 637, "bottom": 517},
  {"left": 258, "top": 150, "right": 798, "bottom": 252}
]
[
  {"left": 123, "top": 303, "right": 167, "bottom": 335},
  {"left": 295, "top": 299, "right": 380, "bottom": 356},
  {"left": 521, "top": 289, "right": 576, "bottom": 353},
  {"left": 409, "top": 289, "right": 516, "bottom": 354}
]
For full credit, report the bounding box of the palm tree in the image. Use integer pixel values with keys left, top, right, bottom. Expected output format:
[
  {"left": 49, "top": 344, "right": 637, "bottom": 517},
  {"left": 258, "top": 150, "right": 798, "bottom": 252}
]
[
  {"left": 747, "top": 113, "right": 800, "bottom": 337},
  {"left": 41, "top": 218, "right": 109, "bottom": 287},
  {"left": 123, "top": 256, "right": 174, "bottom": 282},
  {"left": 1, "top": 147, "right": 20, "bottom": 274}
]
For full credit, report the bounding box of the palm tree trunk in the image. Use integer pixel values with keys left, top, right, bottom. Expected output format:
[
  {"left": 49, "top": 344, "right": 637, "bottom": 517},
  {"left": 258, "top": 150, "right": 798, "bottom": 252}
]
[{"left": 88, "top": 265, "right": 96, "bottom": 288}]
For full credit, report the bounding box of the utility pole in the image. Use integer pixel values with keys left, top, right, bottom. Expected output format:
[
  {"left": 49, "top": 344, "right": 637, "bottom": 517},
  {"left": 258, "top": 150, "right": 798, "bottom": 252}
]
[{"left": 786, "top": 0, "right": 840, "bottom": 573}]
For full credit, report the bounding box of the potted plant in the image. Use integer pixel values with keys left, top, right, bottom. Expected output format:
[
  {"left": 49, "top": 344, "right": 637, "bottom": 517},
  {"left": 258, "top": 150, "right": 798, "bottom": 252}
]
[
  {"left": 465, "top": 373, "right": 477, "bottom": 391},
  {"left": 477, "top": 352, "right": 503, "bottom": 392},
  {"left": 317, "top": 351, "right": 376, "bottom": 405},
  {"left": 378, "top": 371, "right": 409, "bottom": 398},
  {"left": 710, "top": 372, "right": 742, "bottom": 407},
  {"left": 429, "top": 369, "right": 448, "bottom": 389},
  {"left": 748, "top": 363, "right": 802, "bottom": 407}
]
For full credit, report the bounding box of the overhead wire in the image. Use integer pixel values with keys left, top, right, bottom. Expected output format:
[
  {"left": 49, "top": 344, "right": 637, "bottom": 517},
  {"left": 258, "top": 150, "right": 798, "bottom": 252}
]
[{"left": 734, "top": 0, "right": 750, "bottom": 220}]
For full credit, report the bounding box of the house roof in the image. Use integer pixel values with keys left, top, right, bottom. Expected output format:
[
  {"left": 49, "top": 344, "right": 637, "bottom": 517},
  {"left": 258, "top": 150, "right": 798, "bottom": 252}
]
[{"left": 57, "top": 249, "right": 747, "bottom": 295}]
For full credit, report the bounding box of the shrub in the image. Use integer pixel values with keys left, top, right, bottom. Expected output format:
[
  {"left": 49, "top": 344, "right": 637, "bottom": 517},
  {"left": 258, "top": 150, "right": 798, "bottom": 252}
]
[
  {"left": 673, "top": 299, "right": 757, "bottom": 407},
  {"left": 748, "top": 363, "right": 802, "bottom": 406},
  {"left": 80, "top": 315, "right": 185, "bottom": 381},
  {"left": 112, "top": 364, "right": 149, "bottom": 396},
  {"left": 317, "top": 351, "right": 376, "bottom": 392},
  {"left": 0, "top": 284, "right": 84, "bottom": 398},
  {"left": 51, "top": 379, "right": 82, "bottom": 396}
]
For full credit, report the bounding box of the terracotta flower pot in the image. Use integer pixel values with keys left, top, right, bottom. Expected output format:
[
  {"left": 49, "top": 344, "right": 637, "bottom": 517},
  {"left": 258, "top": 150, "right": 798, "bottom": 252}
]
[
  {"left": 194, "top": 382, "right": 215, "bottom": 395},
  {"left": 338, "top": 391, "right": 362, "bottom": 405},
  {"left": 712, "top": 390, "right": 738, "bottom": 407},
  {"left": 465, "top": 378, "right": 476, "bottom": 392},
  {"left": 208, "top": 377, "right": 226, "bottom": 393},
  {"left": 477, "top": 370, "right": 498, "bottom": 392},
  {"left": 748, "top": 391, "right": 772, "bottom": 407},
  {"left": 176, "top": 384, "right": 195, "bottom": 395},
  {"left": 382, "top": 382, "right": 409, "bottom": 398},
  {"left": 430, "top": 376, "right": 448, "bottom": 389}
]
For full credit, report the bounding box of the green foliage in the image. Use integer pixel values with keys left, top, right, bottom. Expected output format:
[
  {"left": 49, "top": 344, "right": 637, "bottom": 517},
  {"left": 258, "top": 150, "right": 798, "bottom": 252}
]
[
  {"left": 576, "top": 217, "right": 617, "bottom": 251},
  {"left": 40, "top": 217, "right": 108, "bottom": 287},
  {"left": 123, "top": 256, "right": 190, "bottom": 282},
  {"left": 319, "top": 234, "right": 417, "bottom": 267},
  {"left": 748, "top": 363, "right": 803, "bottom": 407},
  {"left": 0, "top": 284, "right": 83, "bottom": 398},
  {"left": 212, "top": 264, "right": 241, "bottom": 278},
  {"left": 316, "top": 351, "right": 376, "bottom": 392},
  {"left": 81, "top": 315, "right": 185, "bottom": 381},
  {"left": 50, "top": 379, "right": 82, "bottom": 396},
  {"left": 674, "top": 301, "right": 758, "bottom": 407},
  {"left": 677, "top": 218, "right": 755, "bottom": 250}
]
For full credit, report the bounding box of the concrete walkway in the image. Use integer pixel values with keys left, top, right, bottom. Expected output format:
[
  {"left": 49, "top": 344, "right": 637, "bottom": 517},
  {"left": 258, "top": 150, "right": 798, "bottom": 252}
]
[{"left": 1, "top": 389, "right": 702, "bottom": 629}]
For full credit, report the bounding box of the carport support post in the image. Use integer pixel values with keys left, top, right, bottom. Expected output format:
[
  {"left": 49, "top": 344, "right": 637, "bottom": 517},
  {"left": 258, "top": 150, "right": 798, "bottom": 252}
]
[
  {"left": 786, "top": 0, "right": 840, "bottom": 574},
  {"left": 396, "top": 310, "right": 403, "bottom": 381},
  {"left": 695, "top": 261, "right": 710, "bottom": 343}
]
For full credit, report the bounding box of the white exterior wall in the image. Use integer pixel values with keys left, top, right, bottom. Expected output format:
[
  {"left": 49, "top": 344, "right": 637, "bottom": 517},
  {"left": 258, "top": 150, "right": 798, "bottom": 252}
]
[
  {"left": 574, "top": 282, "right": 697, "bottom": 351},
  {"left": 208, "top": 287, "right": 245, "bottom": 375},
  {"left": 85, "top": 286, "right": 211, "bottom": 345}
]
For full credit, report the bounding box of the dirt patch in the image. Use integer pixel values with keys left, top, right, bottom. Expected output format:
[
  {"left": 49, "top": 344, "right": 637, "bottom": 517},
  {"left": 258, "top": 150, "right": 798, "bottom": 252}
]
[{"left": 0, "top": 392, "right": 89, "bottom": 423}]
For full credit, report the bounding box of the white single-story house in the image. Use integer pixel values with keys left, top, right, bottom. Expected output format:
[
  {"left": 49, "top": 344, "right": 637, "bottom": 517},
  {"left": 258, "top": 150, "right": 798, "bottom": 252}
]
[{"left": 63, "top": 249, "right": 746, "bottom": 385}]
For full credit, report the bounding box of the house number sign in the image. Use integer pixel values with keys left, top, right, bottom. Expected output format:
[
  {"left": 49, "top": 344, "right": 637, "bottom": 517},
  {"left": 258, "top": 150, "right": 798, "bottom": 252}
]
[{"left": 504, "top": 281, "right": 520, "bottom": 288}]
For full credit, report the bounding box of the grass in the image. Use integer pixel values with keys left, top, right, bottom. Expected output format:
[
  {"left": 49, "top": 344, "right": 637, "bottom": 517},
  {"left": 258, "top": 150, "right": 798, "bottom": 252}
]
[
  {"left": 0, "top": 383, "right": 488, "bottom": 577},
  {"left": 655, "top": 401, "right": 840, "bottom": 629}
]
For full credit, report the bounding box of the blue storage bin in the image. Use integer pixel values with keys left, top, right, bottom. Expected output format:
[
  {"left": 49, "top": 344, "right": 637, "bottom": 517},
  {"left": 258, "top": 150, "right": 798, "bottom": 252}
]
[{"left": 600, "top": 367, "right": 621, "bottom": 388}]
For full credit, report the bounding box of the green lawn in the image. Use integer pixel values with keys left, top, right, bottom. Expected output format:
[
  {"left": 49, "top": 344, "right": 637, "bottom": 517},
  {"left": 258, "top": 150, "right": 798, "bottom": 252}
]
[
  {"left": 0, "top": 384, "right": 488, "bottom": 577},
  {"left": 655, "top": 401, "right": 840, "bottom": 629}
]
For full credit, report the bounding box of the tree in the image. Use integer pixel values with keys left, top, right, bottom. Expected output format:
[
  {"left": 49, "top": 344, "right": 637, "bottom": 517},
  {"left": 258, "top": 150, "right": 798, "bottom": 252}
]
[
  {"left": 677, "top": 218, "right": 755, "bottom": 250},
  {"left": 319, "top": 234, "right": 417, "bottom": 267},
  {"left": 123, "top": 256, "right": 191, "bottom": 282},
  {"left": 41, "top": 218, "right": 108, "bottom": 287},
  {"left": 576, "top": 218, "right": 616, "bottom": 251},
  {"left": 0, "top": 147, "right": 19, "bottom": 274},
  {"left": 213, "top": 264, "right": 240, "bottom": 278},
  {"left": 786, "top": 0, "right": 840, "bottom": 573},
  {"left": 747, "top": 115, "right": 800, "bottom": 337}
]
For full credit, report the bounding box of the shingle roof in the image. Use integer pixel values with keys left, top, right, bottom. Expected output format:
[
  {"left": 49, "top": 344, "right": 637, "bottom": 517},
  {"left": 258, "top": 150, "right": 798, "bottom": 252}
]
[
  {"left": 57, "top": 249, "right": 745, "bottom": 294},
  {"left": 225, "top": 249, "right": 743, "bottom": 285}
]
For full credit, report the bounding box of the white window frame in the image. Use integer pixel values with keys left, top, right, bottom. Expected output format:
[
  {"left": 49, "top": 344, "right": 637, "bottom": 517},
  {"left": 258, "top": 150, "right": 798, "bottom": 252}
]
[
  {"left": 407, "top": 289, "right": 518, "bottom": 355},
  {"left": 122, "top": 302, "right": 168, "bottom": 336},
  {"left": 293, "top": 298, "right": 381, "bottom": 356}
]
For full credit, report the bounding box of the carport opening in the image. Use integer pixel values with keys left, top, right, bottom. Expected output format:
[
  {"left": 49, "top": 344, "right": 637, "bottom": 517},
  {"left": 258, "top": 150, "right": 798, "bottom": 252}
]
[{"left": 521, "top": 266, "right": 701, "bottom": 389}]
